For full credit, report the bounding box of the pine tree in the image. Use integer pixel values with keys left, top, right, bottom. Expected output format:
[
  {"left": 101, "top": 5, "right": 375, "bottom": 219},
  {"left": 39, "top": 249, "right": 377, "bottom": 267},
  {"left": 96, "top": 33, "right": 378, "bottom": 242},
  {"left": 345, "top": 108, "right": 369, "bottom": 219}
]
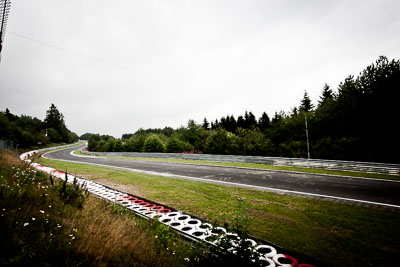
[
  {"left": 44, "top": 103, "right": 68, "bottom": 142},
  {"left": 318, "top": 83, "right": 334, "bottom": 105},
  {"left": 202, "top": 118, "right": 210, "bottom": 130},
  {"left": 299, "top": 91, "right": 314, "bottom": 112},
  {"left": 228, "top": 115, "right": 237, "bottom": 132},
  {"left": 243, "top": 111, "right": 257, "bottom": 129},
  {"left": 44, "top": 104, "right": 65, "bottom": 130},
  {"left": 211, "top": 119, "right": 219, "bottom": 130},
  {"left": 247, "top": 112, "right": 257, "bottom": 129},
  {"left": 258, "top": 112, "right": 270, "bottom": 131},
  {"left": 220, "top": 116, "right": 227, "bottom": 130},
  {"left": 237, "top": 115, "right": 245, "bottom": 129}
]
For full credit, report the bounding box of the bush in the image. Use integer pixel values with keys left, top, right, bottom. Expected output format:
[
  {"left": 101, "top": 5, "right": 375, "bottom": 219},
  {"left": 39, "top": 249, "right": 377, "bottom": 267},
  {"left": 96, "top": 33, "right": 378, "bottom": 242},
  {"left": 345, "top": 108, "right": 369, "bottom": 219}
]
[
  {"left": 166, "top": 137, "right": 194, "bottom": 153},
  {"left": 125, "top": 134, "right": 147, "bottom": 152},
  {"left": 143, "top": 135, "right": 165, "bottom": 152},
  {"left": 204, "top": 129, "right": 238, "bottom": 155}
]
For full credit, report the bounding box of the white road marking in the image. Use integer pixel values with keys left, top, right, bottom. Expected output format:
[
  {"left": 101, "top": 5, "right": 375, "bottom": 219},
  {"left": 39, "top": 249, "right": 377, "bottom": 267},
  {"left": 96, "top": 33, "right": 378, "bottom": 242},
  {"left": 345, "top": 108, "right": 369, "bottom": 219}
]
[{"left": 43, "top": 153, "right": 400, "bottom": 209}]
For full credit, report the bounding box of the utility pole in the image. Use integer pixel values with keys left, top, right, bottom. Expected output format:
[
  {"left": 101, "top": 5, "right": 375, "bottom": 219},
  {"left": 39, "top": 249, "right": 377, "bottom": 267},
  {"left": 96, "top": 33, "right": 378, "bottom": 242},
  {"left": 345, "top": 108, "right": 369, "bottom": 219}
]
[
  {"left": 0, "top": 0, "right": 11, "bottom": 60},
  {"left": 305, "top": 115, "right": 310, "bottom": 160}
]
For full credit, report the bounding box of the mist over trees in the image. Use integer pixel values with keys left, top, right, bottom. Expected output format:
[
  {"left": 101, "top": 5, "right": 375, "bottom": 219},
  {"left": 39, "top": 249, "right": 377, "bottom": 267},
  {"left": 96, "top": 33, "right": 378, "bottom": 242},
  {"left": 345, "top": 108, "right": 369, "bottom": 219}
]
[
  {"left": 0, "top": 104, "right": 79, "bottom": 148},
  {"left": 87, "top": 56, "right": 400, "bottom": 163}
]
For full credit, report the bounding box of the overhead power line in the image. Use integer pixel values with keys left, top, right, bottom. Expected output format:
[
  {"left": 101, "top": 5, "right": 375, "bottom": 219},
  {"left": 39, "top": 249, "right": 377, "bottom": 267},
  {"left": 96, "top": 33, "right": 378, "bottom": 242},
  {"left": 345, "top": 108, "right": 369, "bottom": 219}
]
[
  {"left": 8, "top": 31, "right": 136, "bottom": 72},
  {"left": 7, "top": 31, "right": 185, "bottom": 87}
]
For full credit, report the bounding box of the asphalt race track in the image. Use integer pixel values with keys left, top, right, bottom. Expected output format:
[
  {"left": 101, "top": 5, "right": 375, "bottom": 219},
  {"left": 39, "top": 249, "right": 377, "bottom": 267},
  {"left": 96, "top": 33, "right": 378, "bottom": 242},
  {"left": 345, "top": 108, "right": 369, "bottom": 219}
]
[{"left": 44, "top": 145, "right": 400, "bottom": 209}]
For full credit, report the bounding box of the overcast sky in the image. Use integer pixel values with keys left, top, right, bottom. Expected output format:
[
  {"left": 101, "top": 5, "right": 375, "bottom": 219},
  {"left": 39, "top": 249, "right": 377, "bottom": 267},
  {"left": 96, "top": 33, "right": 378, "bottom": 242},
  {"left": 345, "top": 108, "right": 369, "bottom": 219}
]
[{"left": 1, "top": 0, "right": 400, "bottom": 138}]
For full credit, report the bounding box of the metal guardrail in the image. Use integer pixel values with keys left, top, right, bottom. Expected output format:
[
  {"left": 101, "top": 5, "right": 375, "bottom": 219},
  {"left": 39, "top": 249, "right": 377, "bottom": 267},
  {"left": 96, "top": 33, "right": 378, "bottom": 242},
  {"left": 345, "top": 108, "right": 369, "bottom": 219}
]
[
  {"left": 81, "top": 150, "right": 400, "bottom": 176},
  {"left": 35, "top": 142, "right": 83, "bottom": 153},
  {"left": 0, "top": 139, "right": 16, "bottom": 150}
]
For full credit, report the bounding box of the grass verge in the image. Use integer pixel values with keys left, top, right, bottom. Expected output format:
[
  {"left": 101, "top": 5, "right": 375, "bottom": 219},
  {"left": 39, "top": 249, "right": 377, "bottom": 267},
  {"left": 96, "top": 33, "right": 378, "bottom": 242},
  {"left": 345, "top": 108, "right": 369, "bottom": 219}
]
[
  {"left": 39, "top": 155, "right": 400, "bottom": 267},
  {"left": 0, "top": 151, "right": 215, "bottom": 266},
  {"left": 74, "top": 149, "right": 400, "bottom": 181}
]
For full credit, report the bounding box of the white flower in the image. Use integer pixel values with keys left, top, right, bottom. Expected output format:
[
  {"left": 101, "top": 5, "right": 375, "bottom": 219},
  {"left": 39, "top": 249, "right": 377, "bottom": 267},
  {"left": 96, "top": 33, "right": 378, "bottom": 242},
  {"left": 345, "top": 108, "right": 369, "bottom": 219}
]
[
  {"left": 40, "top": 210, "right": 44, "bottom": 214},
  {"left": 32, "top": 217, "right": 36, "bottom": 221},
  {"left": 23, "top": 223, "right": 29, "bottom": 227}
]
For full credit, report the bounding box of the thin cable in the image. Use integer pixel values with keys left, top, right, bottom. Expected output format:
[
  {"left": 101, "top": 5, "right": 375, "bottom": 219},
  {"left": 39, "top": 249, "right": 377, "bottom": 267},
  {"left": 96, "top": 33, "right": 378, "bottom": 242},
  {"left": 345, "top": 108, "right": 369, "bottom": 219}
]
[{"left": 7, "top": 30, "right": 181, "bottom": 85}]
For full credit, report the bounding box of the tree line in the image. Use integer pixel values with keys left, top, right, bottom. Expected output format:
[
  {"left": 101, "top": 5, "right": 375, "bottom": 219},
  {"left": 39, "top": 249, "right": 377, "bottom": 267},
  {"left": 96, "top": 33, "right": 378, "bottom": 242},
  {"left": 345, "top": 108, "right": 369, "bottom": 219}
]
[
  {"left": 0, "top": 104, "right": 79, "bottom": 148},
  {"left": 84, "top": 56, "right": 400, "bottom": 163}
]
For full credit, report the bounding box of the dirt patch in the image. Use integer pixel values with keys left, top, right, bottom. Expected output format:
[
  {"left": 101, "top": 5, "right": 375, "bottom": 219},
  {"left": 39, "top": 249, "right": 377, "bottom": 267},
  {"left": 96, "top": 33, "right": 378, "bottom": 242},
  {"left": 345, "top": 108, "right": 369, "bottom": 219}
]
[{"left": 95, "top": 178, "right": 142, "bottom": 196}]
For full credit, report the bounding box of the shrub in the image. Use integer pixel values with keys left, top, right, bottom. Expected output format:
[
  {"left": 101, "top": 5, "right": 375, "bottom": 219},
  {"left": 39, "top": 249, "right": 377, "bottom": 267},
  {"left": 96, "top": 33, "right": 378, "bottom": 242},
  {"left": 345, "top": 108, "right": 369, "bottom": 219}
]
[
  {"left": 143, "top": 135, "right": 165, "bottom": 152},
  {"left": 166, "top": 137, "right": 194, "bottom": 153}
]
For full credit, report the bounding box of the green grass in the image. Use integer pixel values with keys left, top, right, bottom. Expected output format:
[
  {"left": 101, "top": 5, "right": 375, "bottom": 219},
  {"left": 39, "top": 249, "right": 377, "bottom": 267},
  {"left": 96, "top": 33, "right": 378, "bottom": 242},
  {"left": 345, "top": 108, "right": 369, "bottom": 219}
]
[
  {"left": 0, "top": 151, "right": 209, "bottom": 266},
  {"left": 74, "top": 149, "right": 400, "bottom": 181},
  {"left": 39, "top": 156, "right": 400, "bottom": 267}
]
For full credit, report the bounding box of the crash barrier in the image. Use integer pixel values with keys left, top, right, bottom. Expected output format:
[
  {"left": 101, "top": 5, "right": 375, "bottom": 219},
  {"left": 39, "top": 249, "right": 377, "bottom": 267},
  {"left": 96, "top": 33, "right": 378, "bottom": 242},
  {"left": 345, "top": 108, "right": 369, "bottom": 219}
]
[
  {"left": 36, "top": 142, "right": 83, "bottom": 154},
  {"left": 0, "top": 140, "right": 16, "bottom": 151},
  {"left": 18, "top": 142, "right": 82, "bottom": 160},
  {"left": 82, "top": 150, "right": 400, "bottom": 176},
  {"left": 20, "top": 150, "right": 319, "bottom": 266}
]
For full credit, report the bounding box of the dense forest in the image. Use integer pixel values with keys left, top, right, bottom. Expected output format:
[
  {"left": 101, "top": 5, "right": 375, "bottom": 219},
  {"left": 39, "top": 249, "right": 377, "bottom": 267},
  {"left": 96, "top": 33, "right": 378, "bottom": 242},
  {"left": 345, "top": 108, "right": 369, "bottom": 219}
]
[
  {"left": 85, "top": 56, "right": 400, "bottom": 163},
  {"left": 0, "top": 104, "right": 79, "bottom": 148}
]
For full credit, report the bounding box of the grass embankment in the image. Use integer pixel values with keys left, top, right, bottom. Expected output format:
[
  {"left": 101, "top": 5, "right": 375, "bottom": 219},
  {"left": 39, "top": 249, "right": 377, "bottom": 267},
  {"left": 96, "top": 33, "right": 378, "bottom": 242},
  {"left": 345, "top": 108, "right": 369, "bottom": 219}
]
[
  {"left": 0, "top": 152, "right": 211, "bottom": 266},
  {"left": 38, "top": 156, "right": 400, "bottom": 267},
  {"left": 74, "top": 149, "right": 400, "bottom": 181}
]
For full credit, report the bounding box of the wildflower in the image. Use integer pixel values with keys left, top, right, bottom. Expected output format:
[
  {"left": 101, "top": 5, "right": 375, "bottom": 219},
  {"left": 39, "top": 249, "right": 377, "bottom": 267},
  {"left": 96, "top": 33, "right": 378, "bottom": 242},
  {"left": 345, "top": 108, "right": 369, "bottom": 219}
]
[
  {"left": 48, "top": 205, "right": 51, "bottom": 208},
  {"left": 155, "top": 235, "right": 158, "bottom": 239},
  {"left": 40, "top": 210, "right": 45, "bottom": 214},
  {"left": 32, "top": 217, "right": 36, "bottom": 221},
  {"left": 184, "top": 258, "right": 190, "bottom": 262},
  {"left": 23, "top": 223, "right": 29, "bottom": 227}
]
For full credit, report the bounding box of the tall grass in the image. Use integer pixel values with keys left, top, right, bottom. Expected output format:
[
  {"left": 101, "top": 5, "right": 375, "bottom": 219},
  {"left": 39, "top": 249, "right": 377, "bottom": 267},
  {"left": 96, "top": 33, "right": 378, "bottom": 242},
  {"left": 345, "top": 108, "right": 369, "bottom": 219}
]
[{"left": 0, "top": 151, "right": 210, "bottom": 266}]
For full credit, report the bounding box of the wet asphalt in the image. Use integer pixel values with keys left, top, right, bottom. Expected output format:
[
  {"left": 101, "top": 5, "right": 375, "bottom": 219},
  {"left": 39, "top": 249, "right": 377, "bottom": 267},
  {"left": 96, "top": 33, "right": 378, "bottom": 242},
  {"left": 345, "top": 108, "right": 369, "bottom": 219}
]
[{"left": 44, "top": 145, "right": 400, "bottom": 208}]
